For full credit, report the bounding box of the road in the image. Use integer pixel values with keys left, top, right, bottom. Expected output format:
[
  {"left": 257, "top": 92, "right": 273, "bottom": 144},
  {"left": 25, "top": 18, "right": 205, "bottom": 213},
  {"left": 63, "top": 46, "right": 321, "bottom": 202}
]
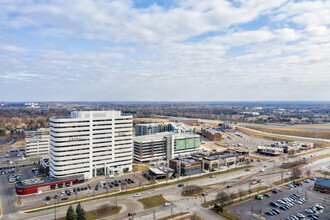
[
  {"left": 239, "top": 126, "right": 330, "bottom": 143},
  {"left": 238, "top": 123, "right": 330, "bottom": 131}
]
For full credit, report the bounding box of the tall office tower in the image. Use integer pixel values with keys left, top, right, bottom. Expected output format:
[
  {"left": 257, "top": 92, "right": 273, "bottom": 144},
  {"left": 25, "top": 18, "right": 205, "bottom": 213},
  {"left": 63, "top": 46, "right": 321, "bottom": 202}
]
[
  {"left": 25, "top": 128, "right": 50, "bottom": 156},
  {"left": 50, "top": 111, "right": 133, "bottom": 179}
]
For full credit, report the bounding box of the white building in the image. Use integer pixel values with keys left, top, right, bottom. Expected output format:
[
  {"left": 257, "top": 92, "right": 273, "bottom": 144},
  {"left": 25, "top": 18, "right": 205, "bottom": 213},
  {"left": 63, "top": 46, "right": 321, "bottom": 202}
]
[
  {"left": 25, "top": 128, "right": 50, "bottom": 156},
  {"left": 50, "top": 111, "right": 133, "bottom": 179},
  {"left": 134, "top": 132, "right": 201, "bottom": 163},
  {"left": 135, "top": 122, "right": 195, "bottom": 136}
]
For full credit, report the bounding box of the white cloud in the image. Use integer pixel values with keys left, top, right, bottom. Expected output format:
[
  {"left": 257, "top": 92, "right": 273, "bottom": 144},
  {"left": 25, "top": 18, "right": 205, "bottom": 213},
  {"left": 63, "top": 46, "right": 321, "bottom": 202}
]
[
  {"left": 0, "top": 44, "right": 26, "bottom": 53},
  {"left": 0, "top": 0, "right": 329, "bottom": 101}
]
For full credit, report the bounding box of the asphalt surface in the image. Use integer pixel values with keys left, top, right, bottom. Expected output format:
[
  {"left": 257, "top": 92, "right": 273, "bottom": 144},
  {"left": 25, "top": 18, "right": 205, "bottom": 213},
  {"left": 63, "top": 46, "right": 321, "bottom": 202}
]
[{"left": 227, "top": 181, "right": 329, "bottom": 220}]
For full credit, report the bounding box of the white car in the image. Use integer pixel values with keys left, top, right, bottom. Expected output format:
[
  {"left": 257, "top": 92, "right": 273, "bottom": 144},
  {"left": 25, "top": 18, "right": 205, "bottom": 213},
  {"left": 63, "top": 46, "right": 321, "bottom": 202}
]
[
  {"left": 133, "top": 193, "right": 141, "bottom": 197},
  {"left": 61, "top": 190, "right": 65, "bottom": 194},
  {"left": 164, "top": 202, "right": 171, "bottom": 207},
  {"left": 210, "top": 175, "right": 216, "bottom": 178}
]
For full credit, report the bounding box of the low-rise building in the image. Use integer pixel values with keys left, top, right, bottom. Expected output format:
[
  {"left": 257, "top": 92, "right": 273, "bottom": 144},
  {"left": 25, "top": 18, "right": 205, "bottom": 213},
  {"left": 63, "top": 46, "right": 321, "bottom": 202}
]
[
  {"left": 25, "top": 128, "right": 50, "bottom": 157},
  {"left": 257, "top": 146, "right": 283, "bottom": 156},
  {"left": 15, "top": 175, "right": 84, "bottom": 195},
  {"left": 169, "top": 158, "right": 203, "bottom": 176},
  {"left": 190, "top": 149, "right": 249, "bottom": 171},
  {"left": 201, "top": 126, "right": 222, "bottom": 141},
  {"left": 143, "top": 167, "right": 175, "bottom": 180},
  {"left": 314, "top": 178, "right": 330, "bottom": 194},
  {"left": 133, "top": 132, "right": 201, "bottom": 163}
]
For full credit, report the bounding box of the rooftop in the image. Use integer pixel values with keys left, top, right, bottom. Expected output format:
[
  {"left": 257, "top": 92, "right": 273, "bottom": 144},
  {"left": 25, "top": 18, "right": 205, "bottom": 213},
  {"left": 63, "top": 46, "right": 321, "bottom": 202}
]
[
  {"left": 315, "top": 178, "right": 330, "bottom": 188},
  {"left": 16, "top": 174, "right": 84, "bottom": 188},
  {"left": 134, "top": 132, "right": 199, "bottom": 142}
]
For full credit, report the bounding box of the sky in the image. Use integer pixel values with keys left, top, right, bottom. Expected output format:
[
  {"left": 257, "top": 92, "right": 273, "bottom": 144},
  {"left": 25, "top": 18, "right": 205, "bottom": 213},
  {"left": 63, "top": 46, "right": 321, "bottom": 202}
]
[{"left": 0, "top": 0, "right": 329, "bottom": 102}]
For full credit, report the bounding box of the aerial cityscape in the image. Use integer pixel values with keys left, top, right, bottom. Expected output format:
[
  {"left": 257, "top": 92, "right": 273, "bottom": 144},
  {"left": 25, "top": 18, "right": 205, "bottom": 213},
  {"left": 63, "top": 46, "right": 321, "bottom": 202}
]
[{"left": 0, "top": 1, "right": 329, "bottom": 220}]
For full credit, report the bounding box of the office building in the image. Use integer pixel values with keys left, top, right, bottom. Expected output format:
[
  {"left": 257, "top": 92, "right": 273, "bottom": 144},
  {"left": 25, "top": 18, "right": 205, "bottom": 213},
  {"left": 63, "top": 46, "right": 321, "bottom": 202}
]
[
  {"left": 135, "top": 122, "right": 195, "bottom": 136},
  {"left": 25, "top": 128, "right": 50, "bottom": 156},
  {"left": 133, "top": 132, "right": 201, "bottom": 163},
  {"left": 50, "top": 111, "right": 133, "bottom": 179}
]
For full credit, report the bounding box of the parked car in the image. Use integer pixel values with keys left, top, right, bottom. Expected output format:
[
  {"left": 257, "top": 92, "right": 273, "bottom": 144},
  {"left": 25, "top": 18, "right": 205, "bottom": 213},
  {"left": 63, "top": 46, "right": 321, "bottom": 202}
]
[
  {"left": 178, "top": 184, "right": 184, "bottom": 187},
  {"left": 164, "top": 202, "right": 171, "bottom": 207},
  {"left": 210, "top": 175, "right": 215, "bottom": 178},
  {"left": 272, "top": 190, "right": 278, "bottom": 193},
  {"left": 128, "top": 212, "right": 136, "bottom": 216}
]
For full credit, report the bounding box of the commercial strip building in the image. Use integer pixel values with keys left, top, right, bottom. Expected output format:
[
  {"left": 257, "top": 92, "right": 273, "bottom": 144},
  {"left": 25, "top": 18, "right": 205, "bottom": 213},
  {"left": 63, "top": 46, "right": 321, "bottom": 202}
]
[
  {"left": 314, "top": 178, "right": 330, "bottom": 194},
  {"left": 15, "top": 175, "right": 84, "bottom": 195},
  {"left": 169, "top": 158, "right": 203, "bottom": 176},
  {"left": 201, "top": 126, "right": 223, "bottom": 141},
  {"left": 257, "top": 141, "right": 314, "bottom": 156},
  {"left": 25, "top": 128, "right": 50, "bottom": 157},
  {"left": 257, "top": 146, "right": 284, "bottom": 156},
  {"left": 143, "top": 148, "right": 249, "bottom": 178},
  {"left": 191, "top": 149, "right": 250, "bottom": 171},
  {"left": 133, "top": 132, "right": 201, "bottom": 163},
  {"left": 135, "top": 122, "right": 195, "bottom": 136},
  {"left": 50, "top": 111, "right": 133, "bottom": 179},
  {"left": 143, "top": 167, "right": 175, "bottom": 180}
]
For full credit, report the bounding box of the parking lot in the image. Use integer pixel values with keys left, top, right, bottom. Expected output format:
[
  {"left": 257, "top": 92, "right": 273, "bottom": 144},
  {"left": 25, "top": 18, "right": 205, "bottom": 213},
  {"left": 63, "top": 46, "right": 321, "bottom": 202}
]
[
  {"left": 17, "top": 171, "right": 149, "bottom": 210},
  {"left": 227, "top": 181, "right": 329, "bottom": 220}
]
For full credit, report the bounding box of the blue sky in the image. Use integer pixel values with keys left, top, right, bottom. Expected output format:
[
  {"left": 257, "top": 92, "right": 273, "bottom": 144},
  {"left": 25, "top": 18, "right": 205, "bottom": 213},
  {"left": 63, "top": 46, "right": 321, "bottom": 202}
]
[{"left": 0, "top": 0, "right": 329, "bottom": 101}]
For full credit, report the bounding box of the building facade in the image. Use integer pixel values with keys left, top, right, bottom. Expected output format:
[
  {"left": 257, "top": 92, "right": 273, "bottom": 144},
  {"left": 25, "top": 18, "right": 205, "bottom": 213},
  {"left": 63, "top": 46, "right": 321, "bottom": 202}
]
[
  {"left": 50, "top": 111, "right": 133, "bottom": 179},
  {"left": 257, "top": 146, "right": 283, "bottom": 156},
  {"left": 25, "top": 128, "right": 50, "bottom": 157},
  {"left": 169, "top": 158, "right": 203, "bottom": 176},
  {"left": 201, "top": 126, "right": 222, "bottom": 141},
  {"left": 133, "top": 132, "right": 201, "bottom": 163},
  {"left": 16, "top": 175, "right": 84, "bottom": 195},
  {"left": 314, "top": 178, "right": 330, "bottom": 194},
  {"left": 135, "top": 122, "right": 195, "bottom": 136}
]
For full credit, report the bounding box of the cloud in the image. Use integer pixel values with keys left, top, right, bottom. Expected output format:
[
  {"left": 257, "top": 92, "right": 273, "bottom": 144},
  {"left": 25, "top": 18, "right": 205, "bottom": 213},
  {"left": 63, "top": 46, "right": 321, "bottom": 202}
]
[
  {"left": 0, "top": 44, "right": 26, "bottom": 53},
  {"left": 0, "top": 0, "right": 329, "bottom": 101}
]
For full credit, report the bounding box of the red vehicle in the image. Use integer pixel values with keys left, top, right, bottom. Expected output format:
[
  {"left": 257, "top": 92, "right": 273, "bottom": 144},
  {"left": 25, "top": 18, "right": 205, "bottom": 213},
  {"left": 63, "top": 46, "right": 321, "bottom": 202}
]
[{"left": 128, "top": 212, "right": 137, "bottom": 216}]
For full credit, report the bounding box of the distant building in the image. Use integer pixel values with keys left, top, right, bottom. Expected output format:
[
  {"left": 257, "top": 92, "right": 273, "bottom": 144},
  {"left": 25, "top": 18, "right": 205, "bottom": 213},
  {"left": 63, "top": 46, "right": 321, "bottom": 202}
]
[
  {"left": 257, "top": 141, "right": 314, "bottom": 155},
  {"left": 25, "top": 128, "right": 50, "bottom": 157},
  {"left": 257, "top": 146, "right": 283, "bottom": 156},
  {"left": 314, "top": 178, "right": 330, "bottom": 194},
  {"left": 135, "top": 123, "right": 171, "bottom": 136},
  {"left": 201, "top": 126, "right": 222, "bottom": 141},
  {"left": 133, "top": 132, "right": 201, "bottom": 163},
  {"left": 135, "top": 122, "right": 195, "bottom": 136}
]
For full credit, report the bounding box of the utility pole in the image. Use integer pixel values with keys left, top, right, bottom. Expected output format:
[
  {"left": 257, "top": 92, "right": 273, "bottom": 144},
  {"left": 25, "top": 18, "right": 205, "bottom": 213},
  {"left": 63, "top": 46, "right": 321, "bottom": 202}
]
[{"left": 115, "top": 194, "right": 117, "bottom": 208}]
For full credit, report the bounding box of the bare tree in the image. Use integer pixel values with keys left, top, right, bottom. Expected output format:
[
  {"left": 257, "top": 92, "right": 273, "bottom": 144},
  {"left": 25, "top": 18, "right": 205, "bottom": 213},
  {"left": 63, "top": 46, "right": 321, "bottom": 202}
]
[
  {"left": 291, "top": 168, "right": 302, "bottom": 180},
  {"left": 239, "top": 188, "right": 247, "bottom": 201},
  {"left": 216, "top": 191, "right": 229, "bottom": 207},
  {"left": 306, "top": 170, "right": 311, "bottom": 178}
]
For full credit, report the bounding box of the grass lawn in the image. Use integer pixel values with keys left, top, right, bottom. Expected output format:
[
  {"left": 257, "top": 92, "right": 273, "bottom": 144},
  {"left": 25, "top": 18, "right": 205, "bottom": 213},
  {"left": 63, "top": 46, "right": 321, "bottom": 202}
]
[
  {"left": 240, "top": 125, "right": 330, "bottom": 140},
  {"left": 138, "top": 195, "right": 169, "bottom": 209},
  {"left": 238, "top": 127, "right": 328, "bottom": 148},
  {"left": 57, "top": 205, "right": 121, "bottom": 220},
  {"left": 132, "top": 164, "right": 149, "bottom": 171},
  {"left": 13, "top": 139, "right": 25, "bottom": 146}
]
